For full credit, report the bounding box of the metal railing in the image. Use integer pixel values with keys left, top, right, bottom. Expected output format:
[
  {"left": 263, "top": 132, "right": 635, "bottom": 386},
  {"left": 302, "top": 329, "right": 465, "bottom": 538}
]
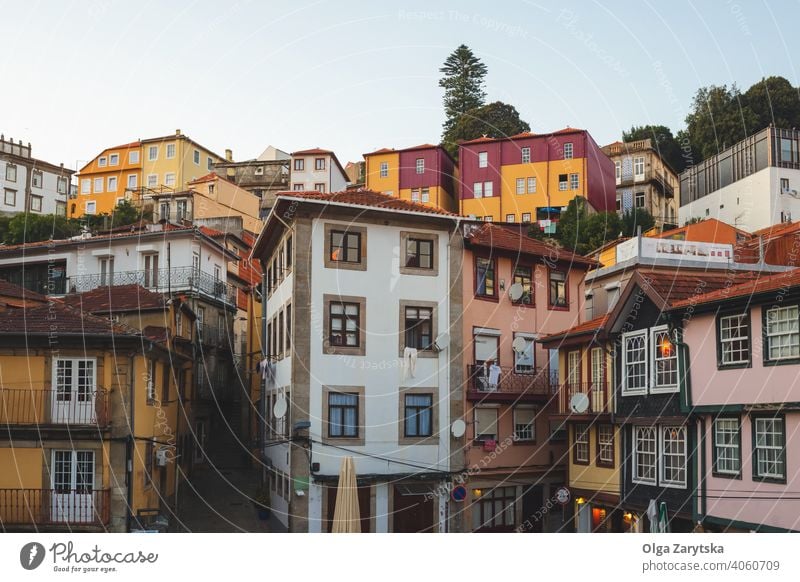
[
  {"left": 617, "top": 168, "right": 675, "bottom": 195},
  {"left": 0, "top": 489, "right": 110, "bottom": 526},
  {"left": 197, "top": 323, "right": 233, "bottom": 350},
  {"left": 466, "top": 365, "right": 557, "bottom": 397},
  {"left": 66, "top": 267, "right": 236, "bottom": 306},
  {"left": 559, "top": 381, "right": 611, "bottom": 414},
  {"left": 0, "top": 388, "right": 110, "bottom": 427}
]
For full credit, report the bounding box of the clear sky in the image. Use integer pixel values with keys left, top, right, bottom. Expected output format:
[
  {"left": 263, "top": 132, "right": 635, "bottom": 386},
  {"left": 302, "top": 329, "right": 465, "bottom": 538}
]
[{"left": 1, "top": 0, "right": 798, "bottom": 170}]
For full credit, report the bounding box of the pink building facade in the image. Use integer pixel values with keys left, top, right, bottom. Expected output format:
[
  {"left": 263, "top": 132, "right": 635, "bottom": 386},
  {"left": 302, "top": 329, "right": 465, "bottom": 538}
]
[
  {"left": 673, "top": 270, "right": 800, "bottom": 532},
  {"left": 459, "top": 222, "right": 594, "bottom": 532}
]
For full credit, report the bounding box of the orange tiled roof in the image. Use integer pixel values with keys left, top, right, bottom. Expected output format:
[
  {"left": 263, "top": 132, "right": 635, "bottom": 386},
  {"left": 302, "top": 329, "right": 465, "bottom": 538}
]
[
  {"left": 364, "top": 147, "right": 396, "bottom": 156},
  {"left": 62, "top": 285, "right": 166, "bottom": 313},
  {"left": 670, "top": 268, "right": 800, "bottom": 309},
  {"left": 540, "top": 314, "right": 609, "bottom": 343},
  {"left": 461, "top": 127, "right": 583, "bottom": 146},
  {"left": 465, "top": 223, "right": 597, "bottom": 267},
  {"left": 0, "top": 279, "right": 48, "bottom": 303},
  {"left": 276, "top": 189, "right": 458, "bottom": 216},
  {"left": 639, "top": 269, "right": 759, "bottom": 306},
  {"left": 0, "top": 302, "right": 139, "bottom": 336},
  {"left": 292, "top": 148, "right": 334, "bottom": 156}
]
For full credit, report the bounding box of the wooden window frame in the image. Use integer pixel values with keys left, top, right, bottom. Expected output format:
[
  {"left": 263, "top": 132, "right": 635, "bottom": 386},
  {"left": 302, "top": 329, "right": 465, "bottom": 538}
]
[
  {"left": 711, "top": 416, "right": 742, "bottom": 479},
  {"left": 324, "top": 223, "right": 367, "bottom": 271},
  {"left": 547, "top": 268, "right": 568, "bottom": 310}
]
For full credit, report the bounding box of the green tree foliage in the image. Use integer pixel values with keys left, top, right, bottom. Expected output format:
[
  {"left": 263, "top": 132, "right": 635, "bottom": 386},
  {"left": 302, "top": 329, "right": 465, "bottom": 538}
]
[
  {"left": 744, "top": 76, "right": 800, "bottom": 132},
  {"left": 442, "top": 101, "right": 530, "bottom": 158},
  {"left": 620, "top": 208, "right": 656, "bottom": 237},
  {"left": 623, "top": 124, "right": 687, "bottom": 173},
  {"left": 0, "top": 201, "right": 149, "bottom": 245},
  {"left": 555, "top": 197, "right": 624, "bottom": 255},
  {"left": 1, "top": 213, "right": 82, "bottom": 245},
  {"left": 439, "top": 44, "right": 488, "bottom": 136},
  {"left": 684, "top": 84, "right": 757, "bottom": 162}
]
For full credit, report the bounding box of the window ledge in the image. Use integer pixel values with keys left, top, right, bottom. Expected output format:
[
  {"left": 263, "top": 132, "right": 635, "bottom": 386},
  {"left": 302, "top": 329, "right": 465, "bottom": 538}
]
[{"left": 649, "top": 386, "right": 680, "bottom": 395}]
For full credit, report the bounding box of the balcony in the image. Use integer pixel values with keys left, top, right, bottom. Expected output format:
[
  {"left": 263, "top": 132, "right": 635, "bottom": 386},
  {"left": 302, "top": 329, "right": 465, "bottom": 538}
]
[
  {"left": 557, "top": 381, "right": 611, "bottom": 416},
  {"left": 617, "top": 169, "right": 675, "bottom": 197},
  {"left": 66, "top": 266, "right": 237, "bottom": 306},
  {"left": 0, "top": 489, "right": 110, "bottom": 527},
  {"left": 197, "top": 323, "right": 233, "bottom": 350},
  {"left": 0, "top": 388, "right": 110, "bottom": 427},
  {"left": 466, "top": 365, "right": 557, "bottom": 403}
]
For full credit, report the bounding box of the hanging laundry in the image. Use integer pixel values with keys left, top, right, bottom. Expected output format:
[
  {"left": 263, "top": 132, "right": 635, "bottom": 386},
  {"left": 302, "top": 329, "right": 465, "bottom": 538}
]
[
  {"left": 403, "top": 347, "right": 418, "bottom": 380},
  {"left": 488, "top": 362, "right": 501, "bottom": 391}
]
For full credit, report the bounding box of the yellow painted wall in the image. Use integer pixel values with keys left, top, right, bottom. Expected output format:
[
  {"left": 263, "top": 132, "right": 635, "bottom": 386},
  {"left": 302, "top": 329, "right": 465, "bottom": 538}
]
[
  {"left": 190, "top": 177, "right": 263, "bottom": 233},
  {"left": 460, "top": 195, "right": 502, "bottom": 220},
  {"left": 398, "top": 186, "right": 457, "bottom": 212},
  {"left": 0, "top": 344, "right": 184, "bottom": 520},
  {"left": 569, "top": 425, "right": 622, "bottom": 495},
  {"left": 72, "top": 143, "right": 142, "bottom": 217},
  {"left": 141, "top": 134, "right": 224, "bottom": 193},
  {"left": 364, "top": 152, "right": 400, "bottom": 195},
  {"left": 0, "top": 448, "right": 43, "bottom": 489}
]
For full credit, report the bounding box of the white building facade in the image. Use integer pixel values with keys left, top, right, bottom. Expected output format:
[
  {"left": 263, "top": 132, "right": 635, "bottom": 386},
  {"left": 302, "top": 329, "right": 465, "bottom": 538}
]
[
  {"left": 254, "top": 192, "right": 464, "bottom": 533},
  {"left": 679, "top": 126, "right": 800, "bottom": 232},
  {"left": 0, "top": 135, "right": 73, "bottom": 216},
  {"left": 289, "top": 148, "right": 349, "bottom": 193}
]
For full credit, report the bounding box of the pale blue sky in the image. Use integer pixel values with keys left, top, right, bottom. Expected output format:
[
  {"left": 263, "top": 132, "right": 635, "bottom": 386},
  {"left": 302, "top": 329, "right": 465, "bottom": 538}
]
[{"left": 2, "top": 0, "right": 798, "bottom": 169}]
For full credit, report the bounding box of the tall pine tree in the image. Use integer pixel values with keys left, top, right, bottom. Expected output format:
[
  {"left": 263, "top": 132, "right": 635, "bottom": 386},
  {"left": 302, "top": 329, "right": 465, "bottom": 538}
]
[{"left": 439, "top": 45, "right": 488, "bottom": 136}]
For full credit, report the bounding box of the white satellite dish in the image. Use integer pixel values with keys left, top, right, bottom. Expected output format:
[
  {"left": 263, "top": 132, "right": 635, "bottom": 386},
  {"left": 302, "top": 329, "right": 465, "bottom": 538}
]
[
  {"left": 434, "top": 332, "right": 450, "bottom": 351},
  {"left": 570, "top": 393, "right": 590, "bottom": 414},
  {"left": 512, "top": 336, "right": 528, "bottom": 354},
  {"left": 451, "top": 419, "right": 466, "bottom": 438},
  {"left": 508, "top": 282, "right": 524, "bottom": 302},
  {"left": 273, "top": 396, "right": 288, "bottom": 419}
]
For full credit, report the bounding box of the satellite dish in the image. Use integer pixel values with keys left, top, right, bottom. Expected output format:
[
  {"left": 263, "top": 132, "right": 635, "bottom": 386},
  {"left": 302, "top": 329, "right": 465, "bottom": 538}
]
[
  {"left": 273, "top": 396, "right": 288, "bottom": 419},
  {"left": 508, "top": 282, "right": 524, "bottom": 302},
  {"left": 451, "top": 419, "right": 466, "bottom": 438},
  {"left": 570, "top": 393, "right": 589, "bottom": 414},
  {"left": 512, "top": 336, "right": 528, "bottom": 354},
  {"left": 434, "top": 332, "right": 450, "bottom": 351}
]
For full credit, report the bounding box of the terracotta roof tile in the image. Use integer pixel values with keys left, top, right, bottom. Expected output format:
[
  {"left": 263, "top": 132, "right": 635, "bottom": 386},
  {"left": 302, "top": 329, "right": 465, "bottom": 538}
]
[
  {"left": 465, "top": 223, "right": 597, "bottom": 267},
  {"left": 292, "top": 148, "right": 334, "bottom": 156},
  {"left": 364, "top": 148, "right": 396, "bottom": 156},
  {"left": 0, "top": 279, "right": 48, "bottom": 303},
  {"left": 638, "top": 269, "right": 761, "bottom": 306},
  {"left": 143, "top": 325, "right": 169, "bottom": 342},
  {"left": 0, "top": 302, "right": 139, "bottom": 336},
  {"left": 276, "top": 189, "right": 458, "bottom": 217},
  {"left": 461, "top": 127, "right": 584, "bottom": 146},
  {"left": 670, "top": 268, "right": 800, "bottom": 309},
  {"left": 540, "top": 314, "right": 609, "bottom": 343},
  {"left": 62, "top": 285, "right": 166, "bottom": 313}
]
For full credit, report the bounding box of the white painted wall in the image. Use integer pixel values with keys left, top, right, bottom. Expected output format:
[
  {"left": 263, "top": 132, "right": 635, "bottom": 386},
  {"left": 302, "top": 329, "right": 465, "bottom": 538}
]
[
  {"left": 289, "top": 154, "right": 349, "bottom": 192},
  {"left": 679, "top": 167, "right": 800, "bottom": 232},
  {"left": 0, "top": 229, "right": 229, "bottom": 284},
  {"left": 308, "top": 219, "right": 452, "bottom": 475},
  {"left": 0, "top": 159, "right": 28, "bottom": 213}
]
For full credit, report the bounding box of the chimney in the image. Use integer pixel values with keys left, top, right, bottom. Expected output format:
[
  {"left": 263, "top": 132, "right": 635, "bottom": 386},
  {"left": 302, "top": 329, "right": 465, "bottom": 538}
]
[
  {"left": 176, "top": 129, "right": 181, "bottom": 136},
  {"left": 225, "top": 149, "right": 233, "bottom": 162}
]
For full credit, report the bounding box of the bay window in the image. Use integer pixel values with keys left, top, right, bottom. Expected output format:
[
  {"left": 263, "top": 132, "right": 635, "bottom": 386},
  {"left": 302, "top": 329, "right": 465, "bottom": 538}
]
[{"left": 622, "top": 330, "right": 647, "bottom": 394}]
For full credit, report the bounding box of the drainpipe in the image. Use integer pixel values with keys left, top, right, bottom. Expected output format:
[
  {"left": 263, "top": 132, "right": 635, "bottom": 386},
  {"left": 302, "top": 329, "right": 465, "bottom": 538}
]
[{"left": 126, "top": 354, "right": 136, "bottom": 532}]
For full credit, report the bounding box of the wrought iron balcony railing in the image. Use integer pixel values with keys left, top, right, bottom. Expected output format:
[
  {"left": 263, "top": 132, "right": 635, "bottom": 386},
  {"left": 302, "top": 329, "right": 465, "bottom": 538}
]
[
  {"left": 0, "top": 488, "right": 110, "bottom": 526},
  {"left": 66, "top": 266, "right": 236, "bottom": 305},
  {"left": 0, "top": 388, "right": 110, "bottom": 427},
  {"left": 466, "top": 364, "right": 557, "bottom": 400}
]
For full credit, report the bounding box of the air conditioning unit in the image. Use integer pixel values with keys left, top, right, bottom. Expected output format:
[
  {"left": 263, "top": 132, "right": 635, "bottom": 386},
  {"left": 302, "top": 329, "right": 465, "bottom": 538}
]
[{"left": 156, "top": 448, "right": 169, "bottom": 467}]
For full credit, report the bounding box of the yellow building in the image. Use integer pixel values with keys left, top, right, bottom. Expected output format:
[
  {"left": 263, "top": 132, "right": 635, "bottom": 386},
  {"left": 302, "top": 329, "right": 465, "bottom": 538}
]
[
  {"left": 541, "top": 315, "right": 624, "bottom": 533},
  {"left": 72, "top": 141, "right": 142, "bottom": 217},
  {"left": 0, "top": 294, "right": 192, "bottom": 532},
  {"left": 458, "top": 129, "right": 616, "bottom": 227},
  {"left": 72, "top": 129, "right": 228, "bottom": 219},
  {"left": 363, "top": 144, "right": 458, "bottom": 212},
  {"left": 151, "top": 172, "right": 263, "bottom": 233}
]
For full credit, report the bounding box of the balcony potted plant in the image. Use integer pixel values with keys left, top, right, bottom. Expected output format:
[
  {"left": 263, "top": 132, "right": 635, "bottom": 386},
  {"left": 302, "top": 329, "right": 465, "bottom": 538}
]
[{"left": 253, "top": 485, "right": 271, "bottom": 520}]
